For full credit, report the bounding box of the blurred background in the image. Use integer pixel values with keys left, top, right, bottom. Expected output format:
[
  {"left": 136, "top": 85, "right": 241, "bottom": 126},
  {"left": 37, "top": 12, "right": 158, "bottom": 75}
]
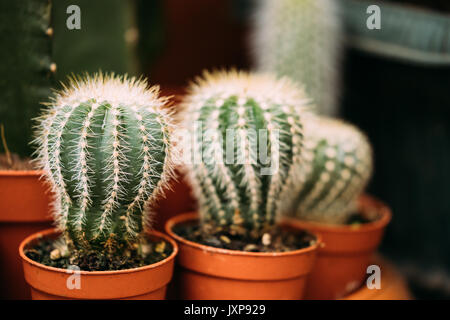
[{"left": 1, "top": 0, "right": 449, "bottom": 299}]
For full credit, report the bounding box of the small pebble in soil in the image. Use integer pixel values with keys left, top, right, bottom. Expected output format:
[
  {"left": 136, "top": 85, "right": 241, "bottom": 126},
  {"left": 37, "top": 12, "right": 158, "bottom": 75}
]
[
  {"left": 50, "top": 249, "right": 61, "bottom": 260},
  {"left": 261, "top": 233, "right": 271, "bottom": 246},
  {"left": 220, "top": 235, "right": 231, "bottom": 244},
  {"left": 155, "top": 241, "right": 166, "bottom": 253}
]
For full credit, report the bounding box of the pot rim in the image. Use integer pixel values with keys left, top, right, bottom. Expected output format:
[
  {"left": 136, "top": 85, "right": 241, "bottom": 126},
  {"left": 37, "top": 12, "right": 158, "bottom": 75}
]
[
  {"left": 285, "top": 194, "right": 392, "bottom": 234},
  {"left": 165, "top": 212, "right": 321, "bottom": 257},
  {"left": 19, "top": 228, "right": 178, "bottom": 276},
  {"left": 0, "top": 169, "right": 43, "bottom": 177}
]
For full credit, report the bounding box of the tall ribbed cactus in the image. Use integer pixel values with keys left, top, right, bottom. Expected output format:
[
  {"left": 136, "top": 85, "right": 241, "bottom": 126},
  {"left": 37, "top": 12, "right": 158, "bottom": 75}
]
[
  {"left": 180, "top": 70, "right": 310, "bottom": 230},
  {"left": 0, "top": 0, "right": 54, "bottom": 157},
  {"left": 252, "top": 0, "right": 342, "bottom": 116},
  {"left": 33, "top": 73, "right": 175, "bottom": 251},
  {"left": 286, "top": 115, "right": 373, "bottom": 224},
  {"left": 52, "top": 0, "right": 137, "bottom": 81}
]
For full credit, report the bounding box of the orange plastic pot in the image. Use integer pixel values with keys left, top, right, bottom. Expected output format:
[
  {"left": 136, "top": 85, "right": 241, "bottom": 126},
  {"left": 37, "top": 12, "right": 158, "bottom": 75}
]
[
  {"left": 288, "top": 194, "right": 392, "bottom": 299},
  {"left": 0, "top": 170, "right": 53, "bottom": 299},
  {"left": 19, "top": 228, "right": 178, "bottom": 300},
  {"left": 165, "top": 212, "right": 321, "bottom": 300}
]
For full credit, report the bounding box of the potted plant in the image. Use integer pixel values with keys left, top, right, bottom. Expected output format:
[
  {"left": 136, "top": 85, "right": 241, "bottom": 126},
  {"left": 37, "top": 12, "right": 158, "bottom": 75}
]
[
  {"left": 284, "top": 115, "right": 391, "bottom": 299},
  {"left": 18, "top": 73, "right": 178, "bottom": 300},
  {"left": 251, "top": 0, "right": 342, "bottom": 116},
  {"left": 165, "top": 70, "right": 321, "bottom": 300},
  {"left": 0, "top": 0, "right": 55, "bottom": 299},
  {"left": 0, "top": 128, "right": 54, "bottom": 300}
]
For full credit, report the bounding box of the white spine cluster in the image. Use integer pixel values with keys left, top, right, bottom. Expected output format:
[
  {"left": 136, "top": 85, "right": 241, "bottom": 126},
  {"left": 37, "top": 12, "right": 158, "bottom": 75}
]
[
  {"left": 207, "top": 101, "right": 240, "bottom": 211},
  {"left": 96, "top": 104, "right": 125, "bottom": 238},
  {"left": 73, "top": 102, "right": 96, "bottom": 232},
  {"left": 235, "top": 97, "right": 261, "bottom": 221}
]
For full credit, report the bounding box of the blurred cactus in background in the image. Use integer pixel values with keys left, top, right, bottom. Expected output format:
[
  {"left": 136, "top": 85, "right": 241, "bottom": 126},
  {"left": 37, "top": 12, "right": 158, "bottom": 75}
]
[
  {"left": 0, "top": 0, "right": 54, "bottom": 157},
  {"left": 180, "top": 70, "right": 310, "bottom": 230},
  {"left": 33, "top": 73, "right": 176, "bottom": 252},
  {"left": 286, "top": 115, "right": 373, "bottom": 224},
  {"left": 341, "top": 0, "right": 450, "bottom": 64},
  {"left": 252, "top": 0, "right": 342, "bottom": 116},
  {"left": 52, "top": 0, "right": 137, "bottom": 82}
]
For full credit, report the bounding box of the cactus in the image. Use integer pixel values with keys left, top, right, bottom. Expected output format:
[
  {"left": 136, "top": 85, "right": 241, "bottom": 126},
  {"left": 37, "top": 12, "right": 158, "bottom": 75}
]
[
  {"left": 52, "top": 0, "right": 137, "bottom": 81},
  {"left": 341, "top": 0, "right": 450, "bottom": 64},
  {"left": 33, "top": 73, "right": 175, "bottom": 252},
  {"left": 252, "top": 0, "right": 342, "bottom": 116},
  {"left": 180, "top": 70, "right": 310, "bottom": 230},
  {"left": 286, "top": 115, "right": 373, "bottom": 224},
  {"left": 0, "top": 0, "right": 54, "bottom": 157}
]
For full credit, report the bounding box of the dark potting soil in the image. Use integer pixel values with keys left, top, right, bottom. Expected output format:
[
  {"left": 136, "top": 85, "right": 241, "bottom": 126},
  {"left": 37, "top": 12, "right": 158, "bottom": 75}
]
[
  {"left": 0, "top": 153, "right": 35, "bottom": 170},
  {"left": 173, "top": 221, "right": 317, "bottom": 253},
  {"left": 25, "top": 236, "right": 173, "bottom": 271}
]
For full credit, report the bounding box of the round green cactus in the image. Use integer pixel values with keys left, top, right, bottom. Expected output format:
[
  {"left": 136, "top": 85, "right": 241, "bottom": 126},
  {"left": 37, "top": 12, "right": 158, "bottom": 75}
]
[
  {"left": 180, "top": 70, "right": 310, "bottom": 230},
  {"left": 33, "top": 73, "right": 175, "bottom": 251},
  {"left": 252, "top": 0, "right": 342, "bottom": 116},
  {"left": 286, "top": 115, "right": 373, "bottom": 224}
]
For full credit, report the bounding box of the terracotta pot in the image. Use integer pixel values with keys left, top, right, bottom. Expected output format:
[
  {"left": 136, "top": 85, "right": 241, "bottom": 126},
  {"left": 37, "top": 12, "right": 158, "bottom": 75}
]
[
  {"left": 0, "top": 170, "right": 53, "bottom": 299},
  {"left": 288, "top": 194, "right": 392, "bottom": 299},
  {"left": 19, "top": 228, "right": 178, "bottom": 300},
  {"left": 165, "top": 212, "right": 321, "bottom": 300},
  {"left": 343, "top": 256, "right": 412, "bottom": 300}
]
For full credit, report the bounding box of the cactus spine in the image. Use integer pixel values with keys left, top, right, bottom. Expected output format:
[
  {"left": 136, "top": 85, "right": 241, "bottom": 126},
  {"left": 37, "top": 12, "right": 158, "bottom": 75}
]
[
  {"left": 34, "top": 73, "right": 175, "bottom": 251},
  {"left": 180, "top": 70, "right": 310, "bottom": 230},
  {"left": 287, "top": 115, "right": 373, "bottom": 224},
  {"left": 252, "top": 0, "right": 342, "bottom": 116}
]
